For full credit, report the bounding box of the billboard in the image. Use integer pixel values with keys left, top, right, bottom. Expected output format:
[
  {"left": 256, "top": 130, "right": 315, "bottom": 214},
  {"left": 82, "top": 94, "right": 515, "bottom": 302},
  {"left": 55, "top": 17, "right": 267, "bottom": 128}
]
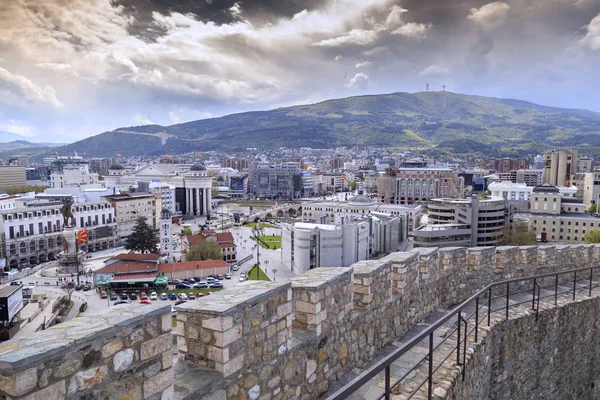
[
  {"left": 0, "top": 287, "right": 24, "bottom": 322},
  {"left": 230, "top": 177, "right": 245, "bottom": 191}
]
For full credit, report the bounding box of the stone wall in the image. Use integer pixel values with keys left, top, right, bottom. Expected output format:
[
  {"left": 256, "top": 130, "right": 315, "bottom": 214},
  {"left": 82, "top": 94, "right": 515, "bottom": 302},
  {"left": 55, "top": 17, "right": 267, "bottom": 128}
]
[
  {"left": 0, "top": 303, "right": 172, "bottom": 400},
  {"left": 448, "top": 292, "right": 600, "bottom": 399},
  {"left": 180, "top": 244, "right": 600, "bottom": 399}
]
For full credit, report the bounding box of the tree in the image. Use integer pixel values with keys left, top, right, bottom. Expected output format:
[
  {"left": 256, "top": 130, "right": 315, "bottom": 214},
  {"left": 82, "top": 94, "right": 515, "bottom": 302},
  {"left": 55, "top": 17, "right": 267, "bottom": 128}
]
[
  {"left": 125, "top": 217, "right": 159, "bottom": 254},
  {"left": 589, "top": 204, "right": 597, "bottom": 213},
  {"left": 187, "top": 240, "right": 223, "bottom": 261},
  {"left": 497, "top": 222, "right": 537, "bottom": 246},
  {"left": 182, "top": 226, "right": 193, "bottom": 235},
  {"left": 584, "top": 230, "right": 600, "bottom": 244},
  {"left": 61, "top": 282, "right": 76, "bottom": 305}
]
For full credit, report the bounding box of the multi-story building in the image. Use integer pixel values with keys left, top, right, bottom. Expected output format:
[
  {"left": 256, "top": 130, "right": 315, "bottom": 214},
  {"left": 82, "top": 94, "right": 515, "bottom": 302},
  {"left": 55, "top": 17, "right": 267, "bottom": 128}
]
[
  {"left": 495, "top": 169, "right": 543, "bottom": 186},
  {"left": 104, "top": 163, "right": 213, "bottom": 217},
  {"left": 249, "top": 162, "right": 301, "bottom": 198},
  {"left": 149, "top": 182, "right": 176, "bottom": 214},
  {"left": 281, "top": 214, "right": 404, "bottom": 274},
  {"left": 543, "top": 150, "right": 577, "bottom": 187},
  {"left": 583, "top": 172, "right": 600, "bottom": 208},
  {"left": 221, "top": 158, "right": 249, "bottom": 171},
  {"left": 25, "top": 166, "right": 51, "bottom": 187},
  {"left": 377, "top": 167, "right": 465, "bottom": 205},
  {"left": 50, "top": 163, "right": 100, "bottom": 188},
  {"left": 183, "top": 231, "right": 237, "bottom": 263},
  {"left": 229, "top": 173, "right": 248, "bottom": 198},
  {"left": 487, "top": 158, "right": 529, "bottom": 174},
  {"left": 527, "top": 183, "right": 600, "bottom": 243},
  {"left": 0, "top": 197, "right": 117, "bottom": 269},
  {"left": 578, "top": 156, "right": 593, "bottom": 173},
  {"left": 412, "top": 195, "right": 505, "bottom": 248},
  {"left": 489, "top": 181, "right": 577, "bottom": 212},
  {"left": 88, "top": 158, "right": 113, "bottom": 175},
  {"left": 102, "top": 192, "right": 161, "bottom": 240},
  {"left": 0, "top": 167, "right": 27, "bottom": 189}
]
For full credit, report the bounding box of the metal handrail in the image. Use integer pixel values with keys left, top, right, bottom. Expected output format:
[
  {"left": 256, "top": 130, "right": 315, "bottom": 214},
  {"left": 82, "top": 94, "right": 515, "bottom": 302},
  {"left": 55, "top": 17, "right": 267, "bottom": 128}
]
[{"left": 326, "top": 264, "right": 600, "bottom": 400}]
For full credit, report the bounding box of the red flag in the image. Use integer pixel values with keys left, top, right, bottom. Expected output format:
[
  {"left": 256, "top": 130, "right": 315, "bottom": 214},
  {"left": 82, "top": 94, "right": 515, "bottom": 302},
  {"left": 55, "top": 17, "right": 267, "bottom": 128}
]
[{"left": 76, "top": 230, "right": 88, "bottom": 243}]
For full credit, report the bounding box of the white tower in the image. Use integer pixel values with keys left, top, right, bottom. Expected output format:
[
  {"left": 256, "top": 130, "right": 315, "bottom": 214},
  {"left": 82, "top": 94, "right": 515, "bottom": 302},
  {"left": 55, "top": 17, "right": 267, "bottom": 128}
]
[{"left": 160, "top": 208, "right": 173, "bottom": 261}]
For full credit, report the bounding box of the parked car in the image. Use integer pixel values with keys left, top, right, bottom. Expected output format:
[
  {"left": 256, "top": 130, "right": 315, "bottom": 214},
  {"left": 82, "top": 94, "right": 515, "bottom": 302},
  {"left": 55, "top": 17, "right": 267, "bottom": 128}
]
[
  {"left": 210, "top": 282, "right": 224, "bottom": 288},
  {"left": 150, "top": 292, "right": 158, "bottom": 301},
  {"left": 239, "top": 277, "right": 246, "bottom": 283},
  {"left": 192, "top": 277, "right": 201, "bottom": 282},
  {"left": 9, "top": 282, "right": 20, "bottom": 286},
  {"left": 175, "top": 283, "right": 191, "bottom": 289},
  {"left": 140, "top": 292, "right": 148, "bottom": 300},
  {"left": 168, "top": 293, "right": 177, "bottom": 300},
  {"left": 188, "top": 292, "right": 196, "bottom": 300},
  {"left": 129, "top": 293, "right": 138, "bottom": 300},
  {"left": 224, "top": 273, "right": 232, "bottom": 280},
  {"left": 75, "top": 284, "right": 85, "bottom": 290},
  {"left": 114, "top": 300, "right": 131, "bottom": 306},
  {"left": 216, "top": 274, "right": 224, "bottom": 280},
  {"left": 139, "top": 299, "right": 152, "bottom": 305},
  {"left": 79, "top": 302, "right": 88, "bottom": 312},
  {"left": 194, "top": 282, "right": 209, "bottom": 289},
  {"left": 109, "top": 292, "right": 117, "bottom": 301},
  {"left": 207, "top": 274, "right": 217, "bottom": 279},
  {"left": 121, "top": 293, "right": 128, "bottom": 300},
  {"left": 82, "top": 285, "right": 91, "bottom": 291},
  {"left": 206, "top": 277, "right": 216, "bottom": 284},
  {"left": 196, "top": 292, "right": 204, "bottom": 298},
  {"left": 100, "top": 291, "right": 107, "bottom": 299},
  {"left": 160, "top": 293, "right": 168, "bottom": 300},
  {"left": 174, "top": 299, "right": 187, "bottom": 306},
  {"left": 171, "top": 307, "right": 177, "bottom": 316},
  {"left": 231, "top": 265, "right": 239, "bottom": 271},
  {"left": 178, "top": 293, "right": 188, "bottom": 300}
]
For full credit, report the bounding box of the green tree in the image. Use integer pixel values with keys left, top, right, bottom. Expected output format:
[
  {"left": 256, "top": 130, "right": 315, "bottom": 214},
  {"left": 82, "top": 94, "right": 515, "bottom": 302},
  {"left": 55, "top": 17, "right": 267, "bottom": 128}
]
[
  {"left": 125, "top": 217, "right": 159, "bottom": 254},
  {"left": 187, "top": 241, "right": 223, "bottom": 261},
  {"left": 497, "top": 222, "right": 537, "bottom": 246},
  {"left": 584, "top": 230, "right": 600, "bottom": 244},
  {"left": 589, "top": 204, "right": 597, "bottom": 213},
  {"left": 182, "top": 226, "right": 193, "bottom": 235}
]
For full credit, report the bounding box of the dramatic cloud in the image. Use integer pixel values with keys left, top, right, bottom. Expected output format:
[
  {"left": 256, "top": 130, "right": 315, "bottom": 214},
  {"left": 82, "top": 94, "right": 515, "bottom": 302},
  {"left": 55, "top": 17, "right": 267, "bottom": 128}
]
[
  {"left": 0, "top": 0, "right": 599, "bottom": 142},
  {"left": 468, "top": 2, "right": 510, "bottom": 29}
]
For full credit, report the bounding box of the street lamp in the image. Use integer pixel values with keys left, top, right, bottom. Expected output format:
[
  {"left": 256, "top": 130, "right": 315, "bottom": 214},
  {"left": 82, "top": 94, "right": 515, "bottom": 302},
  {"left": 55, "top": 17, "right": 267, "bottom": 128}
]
[
  {"left": 272, "top": 267, "right": 278, "bottom": 282},
  {"left": 264, "top": 260, "right": 269, "bottom": 281}
]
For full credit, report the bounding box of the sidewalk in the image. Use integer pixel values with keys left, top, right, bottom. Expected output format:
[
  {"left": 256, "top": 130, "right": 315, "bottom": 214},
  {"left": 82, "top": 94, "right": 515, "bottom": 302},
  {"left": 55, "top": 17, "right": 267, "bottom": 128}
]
[{"left": 13, "top": 294, "right": 60, "bottom": 339}]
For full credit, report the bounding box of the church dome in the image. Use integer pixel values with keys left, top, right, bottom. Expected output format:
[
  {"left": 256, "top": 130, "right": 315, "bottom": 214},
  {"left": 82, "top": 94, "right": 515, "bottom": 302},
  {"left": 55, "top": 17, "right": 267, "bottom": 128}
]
[
  {"left": 348, "top": 194, "right": 374, "bottom": 206},
  {"left": 190, "top": 163, "right": 207, "bottom": 171}
]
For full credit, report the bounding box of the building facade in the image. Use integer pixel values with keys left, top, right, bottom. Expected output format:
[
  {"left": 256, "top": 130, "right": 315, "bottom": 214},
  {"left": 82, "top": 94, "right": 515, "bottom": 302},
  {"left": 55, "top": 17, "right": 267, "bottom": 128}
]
[
  {"left": 50, "top": 163, "right": 99, "bottom": 188},
  {"left": 543, "top": 150, "right": 577, "bottom": 187},
  {"left": 102, "top": 192, "right": 161, "bottom": 240},
  {"left": 249, "top": 162, "right": 301, "bottom": 198},
  {"left": 412, "top": 195, "right": 505, "bottom": 248},
  {"left": 0, "top": 167, "right": 27, "bottom": 189},
  {"left": 487, "top": 158, "right": 529, "bottom": 174}
]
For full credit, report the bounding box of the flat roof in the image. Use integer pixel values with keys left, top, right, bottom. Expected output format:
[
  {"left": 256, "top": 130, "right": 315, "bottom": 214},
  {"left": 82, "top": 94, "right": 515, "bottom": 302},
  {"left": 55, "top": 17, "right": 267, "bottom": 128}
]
[{"left": 0, "top": 285, "right": 21, "bottom": 298}]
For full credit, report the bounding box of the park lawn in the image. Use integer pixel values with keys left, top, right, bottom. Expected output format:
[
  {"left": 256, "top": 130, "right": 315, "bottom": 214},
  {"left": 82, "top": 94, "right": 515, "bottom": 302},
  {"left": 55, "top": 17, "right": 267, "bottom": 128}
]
[
  {"left": 247, "top": 265, "right": 271, "bottom": 281},
  {"left": 253, "top": 235, "right": 282, "bottom": 249},
  {"left": 245, "top": 222, "right": 279, "bottom": 229}
]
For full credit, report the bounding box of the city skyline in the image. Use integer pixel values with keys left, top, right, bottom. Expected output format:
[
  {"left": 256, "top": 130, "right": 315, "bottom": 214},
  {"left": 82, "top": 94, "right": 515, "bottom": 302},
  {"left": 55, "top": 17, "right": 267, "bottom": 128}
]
[{"left": 1, "top": 0, "right": 599, "bottom": 143}]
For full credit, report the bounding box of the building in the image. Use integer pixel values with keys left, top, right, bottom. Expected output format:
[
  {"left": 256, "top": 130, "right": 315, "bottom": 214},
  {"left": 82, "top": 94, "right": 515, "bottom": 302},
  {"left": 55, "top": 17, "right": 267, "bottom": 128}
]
[
  {"left": 104, "top": 163, "right": 212, "bottom": 217},
  {"left": 578, "top": 156, "right": 593, "bottom": 173},
  {"left": 0, "top": 197, "right": 118, "bottom": 269},
  {"left": 92, "top": 253, "right": 165, "bottom": 287},
  {"left": 102, "top": 192, "right": 161, "bottom": 240},
  {"left": 158, "top": 260, "right": 229, "bottom": 281},
  {"left": 221, "top": 158, "right": 249, "bottom": 171},
  {"left": 487, "top": 158, "right": 529, "bottom": 174},
  {"left": 302, "top": 193, "right": 419, "bottom": 233},
  {"left": 377, "top": 167, "right": 465, "bottom": 205},
  {"left": 149, "top": 182, "right": 176, "bottom": 214},
  {"left": 583, "top": 172, "right": 600, "bottom": 208},
  {"left": 495, "top": 169, "right": 543, "bottom": 186},
  {"left": 489, "top": 181, "right": 577, "bottom": 212},
  {"left": 281, "top": 213, "right": 404, "bottom": 274},
  {"left": 412, "top": 195, "right": 505, "bottom": 248},
  {"left": 249, "top": 162, "right": 301, "bottom": 198},
  {"left": 543, "top": 150, "right": 577, "bottom": 187},
  {"left": 159, "top": 208, "right": 174, "bottom": 261},
  {"left": 183, "top": 231, "right": 237, "bottom": 263},
  {"left": 527, "top": 183, "right": 600, "bottom": 243},
  {"left": 50, "top": 163, "right": 99, "bottom": 188},
  {"left": 0, "top": 167, "right": 27, "bottom": 189}
]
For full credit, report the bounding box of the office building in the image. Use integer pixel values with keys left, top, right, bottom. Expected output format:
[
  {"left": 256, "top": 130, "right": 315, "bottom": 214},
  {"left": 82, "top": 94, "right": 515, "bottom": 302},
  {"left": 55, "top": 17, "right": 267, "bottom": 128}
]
[
  {"left": 487, "top": 158, "right": 529, "bottom": 174},
  {"left": 50, "top": 163, "right": 100, "bottom": 188},
  {"left": 0, "top": 167, "right": 27, "bottom": 189},
  {"left": 102, "top": 192, "right": 161, "bottom": 239},
  {"left": 249, "top": 162, "right": 301, "bottom": 198},
  {"left": 583, "top": 172, "right": 600, "bottom": 208},
  {"left": 543, "top": 150, "right": 577, "bottom": 187},
  {"left": 412, "top": 195, "right": 505, "bottom": 248},
  {"left": 578, "top": 156, "right": 593, "bottom": 173}
]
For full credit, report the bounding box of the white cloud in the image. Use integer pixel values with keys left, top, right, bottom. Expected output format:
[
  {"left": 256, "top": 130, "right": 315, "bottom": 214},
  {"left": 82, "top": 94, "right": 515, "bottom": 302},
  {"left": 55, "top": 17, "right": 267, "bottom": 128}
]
[
  {"left": 581, "top": 14, "right": 600, "bottom": 51},
  {"left": 229, "top": 2, "right": 243, "bottom": 17},
  {"left": 0, "top": 67, "right": 64, "bottom": 108},
  {"left": 314, "top": 29, "right": 379, "bottom": 47},
  {"left": 468, "top": 2, "right": 510, "bottom": 29},
  {"left": 345, "top": 72, "right": 371, "bottom": 88},
  {"left": 0, "top": 120, "right": 37, "bottom": 137},
  {"left": 418, "top": 65, "right": 450, "bottom": 77},
  {"left": 355, "top": 60, "right": 372, "bottom": 68},
  {"left": 134, "top": 113, "right": 154, "bottom": 125},
  {"left": 335, "top": 55, "right": 343, "bottom": 63},
  {"left": 391, "top": 22, "right": 432, "bottom": 38}
]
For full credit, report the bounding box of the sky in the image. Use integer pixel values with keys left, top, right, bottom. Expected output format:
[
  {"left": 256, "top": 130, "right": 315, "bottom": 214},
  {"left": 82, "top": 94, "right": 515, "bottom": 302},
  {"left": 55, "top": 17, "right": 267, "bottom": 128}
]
[{"left": 0, "top": 0, "right": 599, "bottom": 143}]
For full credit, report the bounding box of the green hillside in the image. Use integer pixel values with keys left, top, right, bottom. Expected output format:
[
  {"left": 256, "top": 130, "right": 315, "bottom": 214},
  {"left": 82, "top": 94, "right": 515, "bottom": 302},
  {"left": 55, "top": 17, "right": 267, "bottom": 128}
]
[{"left": 48, "top": 92, "right": 600, "bottom": 157}]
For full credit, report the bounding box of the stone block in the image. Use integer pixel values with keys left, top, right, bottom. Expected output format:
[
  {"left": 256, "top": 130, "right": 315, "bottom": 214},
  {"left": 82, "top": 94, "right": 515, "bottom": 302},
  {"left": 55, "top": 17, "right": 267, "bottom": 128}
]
[
  {"left": 143, "top": 368, "right": 173, "bottom": 398},
  {"left": 102, "top": 339, "right": 123, "bottom": 359},
  {"left": 162, "top": 350, "right": 173, "bottom": 370},
  {"left": 162, "top": 313, "right": 172, "bottom": 333},
  {"left": 277, "top": 302, "right": 292, "bottom": 319},
  {"left": 113, "top": 348, "right": 135, "bottom": 372},
  {"left": 215, "top": 354, "right": 244, "bottom": 377},
  {"left": 21, "top": 380, "right": 66, "bottom": 400},
  {"left": 202, "top": 316, "right": 234, "bottom": 332},
  {"left": 208, "top": 345, "right": 230, "bottom": 363},
  {"left": 141, "top": 333, "right": 172, "bottom": 361},
  {"left": 213, "top": 325, "right": 242, "bottom": 347},
  {"left": 68, "top": 366, "right": 108, "bottom": 394},
  {"left": 0, "top": 367, "right": 37, "bottom": 397}
]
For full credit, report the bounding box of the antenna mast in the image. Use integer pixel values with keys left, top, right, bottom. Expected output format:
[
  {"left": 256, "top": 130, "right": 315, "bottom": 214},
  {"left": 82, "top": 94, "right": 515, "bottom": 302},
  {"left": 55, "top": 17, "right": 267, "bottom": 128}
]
[{"left": 426, "top": 83, "right": 429, "bottom": 92}]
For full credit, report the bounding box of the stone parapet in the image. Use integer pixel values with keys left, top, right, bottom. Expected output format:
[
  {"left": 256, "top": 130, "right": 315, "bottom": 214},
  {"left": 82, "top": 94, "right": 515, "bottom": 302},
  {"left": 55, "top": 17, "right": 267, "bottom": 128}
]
[
  {"left": 175, "top": 280, "right": 292, "bottom": 378},
  {"left": 290, "top": 267, "right": 353, "bottom": 335},
  {"left": 352, "top": 260, "right": 393, "bottom": 309},
  {"left": 0, "top": 303, "right": 172, "bottom": 400}
]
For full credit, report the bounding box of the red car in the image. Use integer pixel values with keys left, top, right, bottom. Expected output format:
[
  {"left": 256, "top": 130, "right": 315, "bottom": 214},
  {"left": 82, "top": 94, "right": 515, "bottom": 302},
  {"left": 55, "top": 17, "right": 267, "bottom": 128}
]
[
  {"left": 100, "top": 291, "right": 107, "bottom": 299},
  {"left": 140, "top": 292, "right": 148, "bottom": 300},
  {"left": 139, "top": 299, "right": 152, "bottom": 305}
]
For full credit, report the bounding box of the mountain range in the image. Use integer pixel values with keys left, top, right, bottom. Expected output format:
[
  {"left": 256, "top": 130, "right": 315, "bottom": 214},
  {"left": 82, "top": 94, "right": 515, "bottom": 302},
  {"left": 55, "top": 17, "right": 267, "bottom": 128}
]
[{"left": 21, "top": 92, "right": 600, "bottom": 158}]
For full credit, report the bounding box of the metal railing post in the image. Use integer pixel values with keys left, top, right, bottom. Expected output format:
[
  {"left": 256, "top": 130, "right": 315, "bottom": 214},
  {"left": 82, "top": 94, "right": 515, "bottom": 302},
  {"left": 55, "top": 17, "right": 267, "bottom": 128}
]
[
  {"left": 573, "top": 271, "right": 577, "bottom": 301},
  {"left": 428, "top": 332, "right": 434, "bottom": 400},
  {"left": 475, "top": 296, "right": 479, "bottom": 343},
  {"left": 531, "top": 278, "right": 537, "bottom": 310},
  {"left": 555, "top": 274, "right": 558, "bottom": 305},
  {"left": 385, "top": 366, "right": 390, "bottom": 400},
  {"left": 456, "top": 310, "right": 461, "bottom": 366},
  {"left": 487, "top": 287, "right": 492, "bottom": 326},
  {"left": 590, "top": 268, "right": 593, "bottom": 297},
  {"left": 505, "top": 282, "right": 510, "bottom": 320},
  {"left": 462, "top": 318, "right": 467, "bottom": 381}
]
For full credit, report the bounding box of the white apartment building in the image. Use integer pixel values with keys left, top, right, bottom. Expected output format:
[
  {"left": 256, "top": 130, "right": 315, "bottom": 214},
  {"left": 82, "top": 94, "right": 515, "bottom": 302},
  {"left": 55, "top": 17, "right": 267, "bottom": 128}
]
[
  {"left": 281, "top": 213, "right": 403, "bottom": 274},
  {"left": 489, "top": 182, "right": 577, "bottom": 202},
  {"left": 50, "top": 164, "right": 100, "bottom": 188},
  {"left": 583, "top": 172, "right": 600, "bottom": 208},
  {"left": 0, "top": 198, "right": 118, "bottom": 269},
  {"left": 149, "top": 182, "right": 176, "bottom": 214}
]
